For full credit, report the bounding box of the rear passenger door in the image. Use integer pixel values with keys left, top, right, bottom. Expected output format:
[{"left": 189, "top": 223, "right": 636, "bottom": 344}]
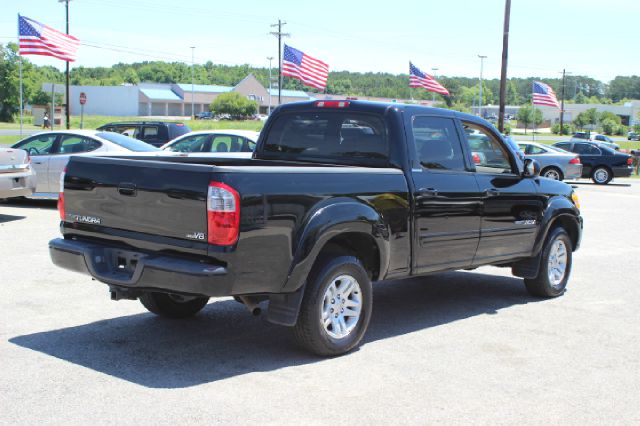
[
  {"left": 572, "top": 143, "right": 601, "bottom": 176},
  {"left": 409, "top": 115, "right": 482, "bottom": 274},
  {"left": 140, "top": 126, "right": 162, "bottom": 147},
  {"left": 48, "top": 135, "right": 102, "bottom": 193},
  {"left": 460, "top": 121, "right": 542, "bottom": 265}
]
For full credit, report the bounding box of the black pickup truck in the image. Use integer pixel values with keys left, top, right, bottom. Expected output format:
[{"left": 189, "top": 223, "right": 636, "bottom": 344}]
[{"left": 50, "top": 100, "right": 583, "bottom": 356}]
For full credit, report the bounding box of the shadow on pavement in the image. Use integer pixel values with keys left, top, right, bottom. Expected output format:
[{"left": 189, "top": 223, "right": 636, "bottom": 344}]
[
  {"left": 565, "top": 180, "right": 631, "bottom": 187},
  {"left": 10, "top": 271, "right": 538, "bottom": 388},
  {"left": 1, "top": 198, "right": 57, "bottom": 209},
  {"left": 0, "top": 213, "right": 26, "bottom": 223}
]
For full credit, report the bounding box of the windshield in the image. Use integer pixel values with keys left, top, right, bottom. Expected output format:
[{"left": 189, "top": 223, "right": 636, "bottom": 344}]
[{"left": 96, "top": 132, "right": 160, "bottom": 152}]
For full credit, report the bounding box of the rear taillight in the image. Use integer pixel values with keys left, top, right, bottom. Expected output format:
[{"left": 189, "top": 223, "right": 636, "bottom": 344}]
[
  {"left": 207, "top": 182, "right": 240, "bottom": 246},
  {"left": 627, "top": 157, "right": 633, "bottom": 166},
  {"left": 569, "top": 157, "right": 581, "bottom": 165},
  {"left": 315, "top": 101, "right": 350, "bottom": 108},
  {"left": 472, "top": 152, "right": 481, "bottom": 164},
  {"left": 58, "top": 167, "right": 66, "bottom": 221}
]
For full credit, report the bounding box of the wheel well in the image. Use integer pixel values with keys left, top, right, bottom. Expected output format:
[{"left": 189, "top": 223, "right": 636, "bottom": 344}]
[
  {"left": 318, "top": 233, "right": 380, "bottom": 280},
  {"left": 550, "top": 216, "right": 580, "bottom": 251}
]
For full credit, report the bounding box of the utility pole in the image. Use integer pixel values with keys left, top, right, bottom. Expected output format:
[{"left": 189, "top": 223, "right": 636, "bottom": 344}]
[
  {"left": 497, "top": 0, "right": 511, "bottom": 133},
  {"left": 431, "top": 68, "right": 439, "bottom": 102},
  {"left": 478, "top": 55, "right": 487, "bottom": 118},
  {"left": 559, "top": 69, "right": 567, "bottom": 134},
  {"left": 190, "top": 46, "right": 195, "bottom": 118},
  {"left": 267, "top": 56, "right": 274, "bottom": 115},
  {"left": 270, "top": 19, "right": 289, "bottom": 105},
  {"left": 59, "top": 0, "right": 71, "bottom": 129}
]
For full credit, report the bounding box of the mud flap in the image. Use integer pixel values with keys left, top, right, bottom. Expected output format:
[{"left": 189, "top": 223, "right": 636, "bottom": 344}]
[
  {"left": 511, "top": 252, "right": 542, "bottom": 279},
  {"left": 266, "top": 285, "right": 305, "bottom": 326}
]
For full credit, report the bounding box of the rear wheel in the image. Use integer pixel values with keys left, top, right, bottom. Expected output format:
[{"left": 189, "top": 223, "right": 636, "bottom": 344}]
[
  {"left": 139, "top": 292, "right": 209, "bottom": 318},
  {"left": 524, "top": 227, "right": 572, "bottom": 297},
  {"left": 592, "top": 166, "right": 611, "bottom": 184},
  {"left": 293, "top": 255, "right": 372, "bottom": 356},
  {"left": 542, "top": 167, "right": 564, "bottom": 181}
]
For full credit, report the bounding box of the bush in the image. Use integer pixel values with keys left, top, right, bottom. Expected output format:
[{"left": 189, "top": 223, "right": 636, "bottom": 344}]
[
  {"left": 551, "top": 123, "right": 573, "bottom": 135},
  {"left": 210, "top": 92, "right": 258, "bottom": 118},
  {"left": 615, "top": 125, "right": 628, "bottom": 136},
  {"left": 600, "top": 118, "right": 618, "bottom": 135}
]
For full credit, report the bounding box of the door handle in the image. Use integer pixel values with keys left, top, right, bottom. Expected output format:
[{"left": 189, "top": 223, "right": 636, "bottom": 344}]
[
  {"left": 416, "top": 187, "right": 438, "bottom": 199},
  {"left": 118, "top": 183, "right": 137, "bottom": 196},
  {"left": 33, "top": 161, "right": 44, "bottom": 165},
  {"left": 485, "top": 188, "right": 500, "bottom": 196}
]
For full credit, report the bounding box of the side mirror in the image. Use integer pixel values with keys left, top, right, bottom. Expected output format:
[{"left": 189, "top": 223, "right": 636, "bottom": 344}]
[{"left": 523, "top": 158, "right": 541, "bottom": 177}]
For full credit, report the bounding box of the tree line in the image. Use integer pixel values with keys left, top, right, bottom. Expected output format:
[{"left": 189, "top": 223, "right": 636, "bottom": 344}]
[{"left": 1, "top": 42, "right": 639, "bottom": 122}]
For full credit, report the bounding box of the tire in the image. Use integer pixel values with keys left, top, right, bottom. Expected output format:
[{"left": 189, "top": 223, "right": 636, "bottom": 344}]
[
  {"left": 139, "top": 292, "right": 209, "bottom": 318},
  {"left": 591, "top": 166, "right": 612, "bottom": 184},
  {"left": 524, "top": 227, "right": 572, "bottom": 298},
  {"left": 541, "top": 167, "right": 564, "bottom": 181},
  {"left": 293, "top": 255, "right": 373, "bottom": 356}
]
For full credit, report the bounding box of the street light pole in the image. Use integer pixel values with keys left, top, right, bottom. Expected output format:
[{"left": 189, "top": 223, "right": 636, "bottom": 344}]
[
  {"left": 190, "top": 46, "right": 195, "bottom": 119},
  {"left": 497, "top": 0, "right": 511, "bottom": 133},
  {"left": 267, "top": 56, "right": 274, "bottom": 115},
  {"left": 431, "top": 68, "right": 439, "bottom": 102},
  {"left": 478, "top": 55, "right": 487, "bottom": 117},
  {"left": 59, "top": 0, "right": 71, "bottom": 129}
]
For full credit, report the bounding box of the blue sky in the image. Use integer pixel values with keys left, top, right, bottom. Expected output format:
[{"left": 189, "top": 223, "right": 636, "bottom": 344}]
[{"left": 2, "top": 0, "right": 638, "bottom": 82}]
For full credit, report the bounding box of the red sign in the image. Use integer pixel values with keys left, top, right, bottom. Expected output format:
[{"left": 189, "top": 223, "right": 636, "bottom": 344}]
[{"left": 79, "top": 92, "right": 87, "bottom": 105}]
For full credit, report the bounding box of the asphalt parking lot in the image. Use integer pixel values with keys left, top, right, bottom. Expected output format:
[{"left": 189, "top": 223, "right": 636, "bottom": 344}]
[{"left": 1, "top": 180, "right": 639, "bottom": 424}]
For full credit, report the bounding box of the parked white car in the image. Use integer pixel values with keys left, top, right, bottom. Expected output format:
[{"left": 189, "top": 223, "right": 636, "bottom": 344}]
[
  {"left": 161, "top": 130, "right": 260, "bottom": 154},
  {"left": 0, "top": 148, "right": 36, "bottom": 199},
  {"left": 12, "top": 130, "right": 159, "bottom": 198}
]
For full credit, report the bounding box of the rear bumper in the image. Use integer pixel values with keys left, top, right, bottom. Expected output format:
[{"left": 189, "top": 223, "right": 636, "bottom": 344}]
[
  {"left": 564, "top": 164, "right": 582, "bottom": 180},
  {"left": 612, "top": 166, "right": 633, "bottom": 178},
  {"left": 49, "top": 238, "right": 234, "bottom": 297},
  {"left": 0, "top": 172, "right": 36, "bottom": 199}
]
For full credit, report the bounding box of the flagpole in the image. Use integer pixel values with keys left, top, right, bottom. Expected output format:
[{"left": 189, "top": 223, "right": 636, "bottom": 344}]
[
  {"left": 19, "top": 58, "right": 23, "bottom": 137},
  {"left": 17, "top": 14, "right": 23, "bottom": 137},
  {"left": 61, "top": 0, "right": 71, "bottom": 129},
  {"left": 532, "top": 84, "right": 536, "bottom": 142}
]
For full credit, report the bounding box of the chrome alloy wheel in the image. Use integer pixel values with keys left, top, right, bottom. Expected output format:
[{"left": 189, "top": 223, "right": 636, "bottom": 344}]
[
  {"left": 544, "top": 169, "right": 561, "bottom": 180},
  {"left": 547, "top": 239, "right": 568, "bottom": 286},
  {"left": 594, "top": 168, "right": 609, "bottom": 184},
  {"left": 321, "top": 274, "right": 362, "bottom": 339}
]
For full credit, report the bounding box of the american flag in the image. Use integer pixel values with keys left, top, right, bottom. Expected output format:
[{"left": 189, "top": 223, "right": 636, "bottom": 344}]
[
  {"left": 409, "top": 62, "right": 449, "bottom": 96},
  {"left": 282, "top": 44, "right": 329, "bottom": 90},
  {"left": 532, "top": 81, "right": 560, "bottom": 108},
  {"left": 18, "top": 15, "right": 79, "bottom": 62}
]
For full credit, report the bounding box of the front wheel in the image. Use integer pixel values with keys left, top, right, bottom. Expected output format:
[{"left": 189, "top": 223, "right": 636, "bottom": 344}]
[
  {"left": 592, "top": 166, "right": 611, "bottom": 184},
  {"left": 293, "top": 255, "right": 373, "bottom": 356},
  {"left": 139, "top": 292, "right": 209, "bottom": 318},
  {"left": 524, "top": 227, "right": 572, "bottom": 297}
]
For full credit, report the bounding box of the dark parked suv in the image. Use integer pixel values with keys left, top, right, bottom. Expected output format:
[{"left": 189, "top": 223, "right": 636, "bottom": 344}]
[
  {"left": 97, "top": 121, "right": 191, "bottom": 147},
  {"left": 554, "top": 141, "right": 632, "bottom": 184}
]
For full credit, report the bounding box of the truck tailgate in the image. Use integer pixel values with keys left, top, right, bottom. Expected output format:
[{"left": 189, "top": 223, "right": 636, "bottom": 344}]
[{"left": 63, "top": 156, "right": 213, "bottom": 255}]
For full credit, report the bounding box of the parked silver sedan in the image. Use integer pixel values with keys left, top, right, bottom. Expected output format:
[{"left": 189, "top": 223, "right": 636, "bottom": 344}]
[
  {"left": 517, "top": 142, "right": 582, "bottom": 181},
  {"left": 0, "top": 148, "right": 36, "bottom": 199},
  {"left": 12, "top": 130, "right": 159, "bottom": 198}
]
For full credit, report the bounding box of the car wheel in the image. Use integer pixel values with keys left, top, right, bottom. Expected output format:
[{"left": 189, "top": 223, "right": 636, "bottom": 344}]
[
  {"left": 591, "top": 166, "right": 612, "bottom": 184},
  {"left": 542, "top": 167, "right": 564, "bottom": 181},
  {"left": 139, "top": 292, "right": 209, "bottom": 318},
  {"left": 524, "top": 227, "right": 572, "bottom": 298},
  {"left": 293, "top": 255, "right": 373, "bottom": 356}
]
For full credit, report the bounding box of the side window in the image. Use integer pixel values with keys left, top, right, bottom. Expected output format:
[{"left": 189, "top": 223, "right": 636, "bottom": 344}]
[
  {"left": 166, "top": 135, "right": 209, "bottom": 152},
  {"left": 583, "top": 144, "right": 601, "bottom": 155},
  {"left": 412, "top": 116, "right": 465, "bottom": 171},
  {"left": 58, "top": 135, "right": 101, "bottom": 154},
  {"left": 241, "top": 137, "right": 256, "bottom": 152},
  {"left": 14, "top": 134, "right": 57, "bottom": 155},
  {"left": 115, "top": 127, "right": 138, "bottom": 138},
  {"left": 555, "top": 143, "right": 572, "bottom": 152},
  {"left": 462, "top": 122, "right": 513, "bottom": 174},
  {"left": 141, "top": 126, "right": 159, "bottom": 139},
  {"left": 528, "top": 145, "right": 547, "bottom": 155},
  {"left": 211, "top": 135, "right": 232, "bottom": 152}
]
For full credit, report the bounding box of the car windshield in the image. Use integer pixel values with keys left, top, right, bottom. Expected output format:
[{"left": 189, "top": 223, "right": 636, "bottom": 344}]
[{"left": 96, "top": 132, "right": 160, "bottom": 152}]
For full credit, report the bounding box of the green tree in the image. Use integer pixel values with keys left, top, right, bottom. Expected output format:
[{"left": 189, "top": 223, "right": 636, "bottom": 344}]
[
  {"left": 598, "top": 111, "right": 621, "bottom": 125},
  {"left": 210, "top": 92, "right": 258, "bottom": 117},
  {"left": 600, "top": 118, "right": 618, "bottom": 135},
  {"left": 516, "top": 105, "right": 542, "bottom": 134},
  {"left": 0, "top": 43, "right": 20, "bottom": 122},
  {"left": 574, "top": 91, "right": 587, "bottom": 104}
]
